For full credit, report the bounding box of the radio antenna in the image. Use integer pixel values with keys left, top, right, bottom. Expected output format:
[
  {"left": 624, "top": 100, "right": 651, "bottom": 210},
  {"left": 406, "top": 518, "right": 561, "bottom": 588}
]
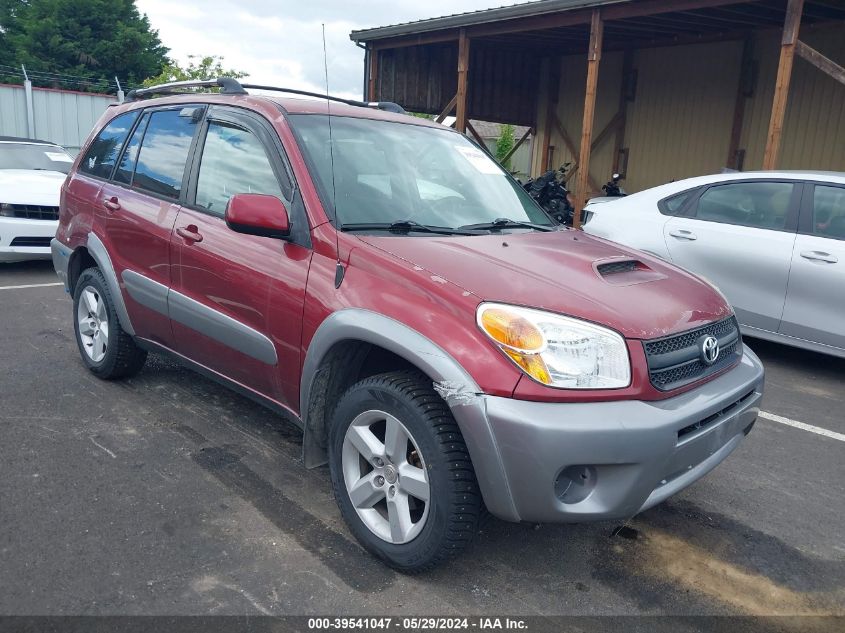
[{"left": 323, "top": 24, "right": 344, "bottom": 288}]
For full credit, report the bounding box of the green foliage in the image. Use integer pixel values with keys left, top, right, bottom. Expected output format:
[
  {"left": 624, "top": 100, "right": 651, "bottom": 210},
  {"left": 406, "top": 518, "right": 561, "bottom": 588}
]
[
  {"left": 409, "top": 112, "right": 435, "bottom": 120},
  {"left": 0, "top": 0, "right": 168, "bottom": 92},
  {"left": 142, "top": 55, "right": 248, "bottom": 88},
  {"left": 495, "top": 124, "right": 516, "bottom": 169}
]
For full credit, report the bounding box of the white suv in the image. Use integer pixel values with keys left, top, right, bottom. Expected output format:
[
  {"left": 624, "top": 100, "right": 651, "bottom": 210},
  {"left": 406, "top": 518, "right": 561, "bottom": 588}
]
[{"left": 0, "top": 137, "right": 73, "bottom": 262}]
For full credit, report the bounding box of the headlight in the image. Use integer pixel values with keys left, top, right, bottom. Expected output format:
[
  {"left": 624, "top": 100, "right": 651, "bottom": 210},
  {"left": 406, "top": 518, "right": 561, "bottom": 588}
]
[
  {"left": 477, "top": 303, "right": 630, "bottom": 389},
  {"left": 0, "top": 203, "right": 15, "bottom": 217}
]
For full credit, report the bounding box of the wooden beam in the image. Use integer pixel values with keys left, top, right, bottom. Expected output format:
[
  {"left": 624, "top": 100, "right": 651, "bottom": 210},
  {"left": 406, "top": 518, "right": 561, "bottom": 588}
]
[
  {"left": 552, "top": 115, "right": 600, "bottom": 192},
  {"left": 763, "top": 0, "right": 804, "bottom": 171},
  {"left": 455, "top": 29, "right": 470, "bottom": 134},
  {"left": 370, "top": 29, "right": 460, "bottom": 51},
  {"left": 465, "top": 120, "right": 486, "bottom": 146},
  {"left": 727, "top": 38, "right": 754, "bottom": 169},
  {"left": 367, "top": 47, "right": 378, "bottom": 102},
  {"left": 573, "top": 9, "right": 604, "bottom": 229},
  {"left": 590, "top": 110, "right": 623, "bottom": 152},
  {"left": 435, "top": 93, "right": 458, "bottom": 123},
  {"left": 501, "top": 126, "right": 533, "bottom": 166},
  {"left": 795, "top": 39, "right": 845, "bottom": 86}
]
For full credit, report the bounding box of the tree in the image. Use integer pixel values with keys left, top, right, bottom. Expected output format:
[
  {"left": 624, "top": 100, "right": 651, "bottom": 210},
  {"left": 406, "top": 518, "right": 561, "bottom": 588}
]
[
  {"left": 0, "top": 0, "right": 168, "bottom": 92},
  {"left": 495, "top": 124, "right": 516, "bottom": 169},
  {"left": 142, "top": 55, "right": 248, "bottom": 88}
]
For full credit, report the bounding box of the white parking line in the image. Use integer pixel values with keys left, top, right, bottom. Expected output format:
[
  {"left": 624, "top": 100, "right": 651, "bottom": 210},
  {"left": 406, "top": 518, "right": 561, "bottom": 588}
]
[
  {"left": 0, "top": 282, "right": 63, "bottom": 291},
  {"left": 760, "top": 411, "right": 845, "bottom": 443}
]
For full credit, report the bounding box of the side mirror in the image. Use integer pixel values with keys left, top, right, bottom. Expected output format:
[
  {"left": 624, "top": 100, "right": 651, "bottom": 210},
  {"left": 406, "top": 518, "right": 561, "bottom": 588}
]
[{"left": 225, "top": 193, "right": 290, "bottom": 239}]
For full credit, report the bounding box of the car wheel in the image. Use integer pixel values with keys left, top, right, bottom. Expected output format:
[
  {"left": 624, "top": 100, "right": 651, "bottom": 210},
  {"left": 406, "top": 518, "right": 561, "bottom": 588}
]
[
  {"left": 328, "top": 370, "right": 482, "bottom": 572},
  {"left": 73, "top": 267, "right": 147, "bottom": 379}
]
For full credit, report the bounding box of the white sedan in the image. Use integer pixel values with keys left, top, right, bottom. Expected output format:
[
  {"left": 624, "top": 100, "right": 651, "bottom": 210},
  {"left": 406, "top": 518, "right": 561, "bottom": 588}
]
[
  {"left": 0, "top": 137, "right": 73, "bottom": 263},
  {"left": 583, "top": 170, "right": 845, "bottom": 358}
]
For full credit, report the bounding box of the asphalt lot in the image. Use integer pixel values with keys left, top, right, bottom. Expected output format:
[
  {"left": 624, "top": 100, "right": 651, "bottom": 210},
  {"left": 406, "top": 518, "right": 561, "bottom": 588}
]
[{"left": 1, "top": 260, "right": 843, "bottom": 620}]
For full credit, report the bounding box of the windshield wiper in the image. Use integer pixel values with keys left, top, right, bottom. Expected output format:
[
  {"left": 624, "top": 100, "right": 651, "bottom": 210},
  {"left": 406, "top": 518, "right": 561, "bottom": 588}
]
[
  {"left": 459, "top": 218, "right": 555, "bottom": 232},
  {"left": 341, "top": 220, "right": 481, "bottom": 236}
]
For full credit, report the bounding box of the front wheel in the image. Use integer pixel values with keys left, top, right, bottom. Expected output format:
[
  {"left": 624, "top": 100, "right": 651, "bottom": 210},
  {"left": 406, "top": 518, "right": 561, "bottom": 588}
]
[{"left": 328, "top": 371, "right": 482, "bottom": 572}]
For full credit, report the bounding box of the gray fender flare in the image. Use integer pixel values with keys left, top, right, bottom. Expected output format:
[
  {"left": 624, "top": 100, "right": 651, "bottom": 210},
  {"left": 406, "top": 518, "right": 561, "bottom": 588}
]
[
  {"left": 300, "top": 309, "right": 520, "bottom": 522},
  {"left": 80, "top": 232, "right": 136, "bottom": 336}
]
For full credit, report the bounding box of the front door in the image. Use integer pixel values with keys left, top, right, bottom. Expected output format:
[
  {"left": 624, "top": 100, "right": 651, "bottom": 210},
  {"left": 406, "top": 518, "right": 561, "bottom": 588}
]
[
  {"left": 663, "top": 180, "right": 800, "bottom": 333},
  {"left": 170, "top": 106, "right": 312, "bottom": 405},
  {"left": 780, "top": 183, "right": 845, "bottom": 351}
]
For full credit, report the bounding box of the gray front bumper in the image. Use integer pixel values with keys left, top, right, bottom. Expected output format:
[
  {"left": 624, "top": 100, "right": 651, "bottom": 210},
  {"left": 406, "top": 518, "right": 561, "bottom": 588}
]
[
  {"left": 51, "top": 238, "right": 72, "bottom": 292},
  {"left": 455, "top": 347, "right": 764, "bottom": 524}
]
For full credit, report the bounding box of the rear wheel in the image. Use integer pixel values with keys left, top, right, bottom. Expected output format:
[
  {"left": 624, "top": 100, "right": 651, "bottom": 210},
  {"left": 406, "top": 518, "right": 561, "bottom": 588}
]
[
  {"left": 73, "top": 267, "right": 147, "bottom": 379},
  {"left": 328, "top": 371, "right": 481, "bottom": 572}
]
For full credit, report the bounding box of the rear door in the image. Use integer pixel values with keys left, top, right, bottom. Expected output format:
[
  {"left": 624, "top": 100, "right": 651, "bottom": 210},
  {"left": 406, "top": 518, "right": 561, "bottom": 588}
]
[
  {"left": 779, "top": 182, "right": 845, "bottom": 350},
  {"left": 99, "top": 105, "right": 204, "bottom": 347},
  {"left": 170, "top": 105, "right": 312, "bottom": 404},
  {"left": 663, "top": 179, "right": 800, "bottom": 333}
]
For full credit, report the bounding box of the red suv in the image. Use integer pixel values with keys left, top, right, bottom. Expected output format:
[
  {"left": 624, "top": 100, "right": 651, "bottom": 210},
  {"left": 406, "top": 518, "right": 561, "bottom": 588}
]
[{"left": 52, "top": 78, "right": 764, "bottom": 571}]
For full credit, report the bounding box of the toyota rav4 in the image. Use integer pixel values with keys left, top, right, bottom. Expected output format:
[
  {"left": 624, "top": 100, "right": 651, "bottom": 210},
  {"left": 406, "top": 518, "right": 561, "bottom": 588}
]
[{"left": 52, "top": 78, "right": 764, "bottom": 571}]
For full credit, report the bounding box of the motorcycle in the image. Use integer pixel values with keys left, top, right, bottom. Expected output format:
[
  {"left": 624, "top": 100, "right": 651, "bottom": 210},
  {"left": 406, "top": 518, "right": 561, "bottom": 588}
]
[
  {"left": 601, "top": 172, "right": 627, "bottom": 197},
  {"left": 522, "top": 162, "right": 575, "bottom": 226}
]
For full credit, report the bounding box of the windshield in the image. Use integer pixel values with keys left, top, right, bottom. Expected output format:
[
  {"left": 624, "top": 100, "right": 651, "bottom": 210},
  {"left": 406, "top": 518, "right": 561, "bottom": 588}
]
[
  {"left": 289, "top": 115, "right": 552, "bottom": 232},
  {"left": 0, "top": 143, "right": 74, "bottom": 174}
]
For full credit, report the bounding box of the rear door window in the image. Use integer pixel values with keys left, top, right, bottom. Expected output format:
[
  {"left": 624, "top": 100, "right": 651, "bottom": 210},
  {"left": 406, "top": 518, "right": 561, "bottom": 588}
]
[
  {"left": 79, "top": 111, "right": 140, "bottom": 179},
  {"left": 132, "top": 109, "right": 200, "bottom": 199},
  {"left": 113, "top": 112, "right": 150, "bottom": 185},
  {"left": 811, "top": 185, "right": 845, "bottom": 240},
  {"left": 693, "top": 181, "right": 794, "bottom": 230}
]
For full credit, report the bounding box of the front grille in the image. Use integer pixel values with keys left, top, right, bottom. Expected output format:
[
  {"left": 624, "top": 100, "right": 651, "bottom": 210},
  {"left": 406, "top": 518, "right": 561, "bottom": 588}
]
[
  {"left": 644, "top": 316, "right": 742, "bottom": 391},
  {"left": 10, "top": 236, "right": 52, "bottom": 248},
  {"left": 677, "top": 389, "right": 756, "bottom": 442},
  {"left": 3, "top": 204, "right": 59, "bottom": 220}
]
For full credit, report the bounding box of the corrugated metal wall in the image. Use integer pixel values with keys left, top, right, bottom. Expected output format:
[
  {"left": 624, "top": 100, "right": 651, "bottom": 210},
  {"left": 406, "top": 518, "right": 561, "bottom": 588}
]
[
  {"left": 0, "top": 84, "right": 115, "bottom": 154},
  {"left": 533, "top": 22, "right": 845, "bottom": 193}
]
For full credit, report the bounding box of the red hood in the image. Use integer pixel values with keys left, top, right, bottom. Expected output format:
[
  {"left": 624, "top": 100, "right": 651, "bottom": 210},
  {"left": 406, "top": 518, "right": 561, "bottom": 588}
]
[{"left": 356, "top": 230, "right": 733, "bottom": 340}]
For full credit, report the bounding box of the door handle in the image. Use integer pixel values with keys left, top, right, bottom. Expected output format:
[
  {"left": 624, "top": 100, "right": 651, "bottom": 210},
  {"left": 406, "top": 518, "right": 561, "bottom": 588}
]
[
  {"left": 176, "top": 225, "right": 203, "bottom": 244},
  {"left": 102, "top": 196, "right": 121, "bottom": 213},
  {"left": 669, "top": 229, "right": 697, "bottom": 241},
  {"left": 800, "top": 250, "right": 838, "bottom": 264}
]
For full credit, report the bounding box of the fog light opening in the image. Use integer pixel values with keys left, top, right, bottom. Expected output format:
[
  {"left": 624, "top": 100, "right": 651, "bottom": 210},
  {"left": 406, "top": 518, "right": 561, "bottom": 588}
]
[{"left": 555, "top": 465, "right": 597, "bottom": 504}]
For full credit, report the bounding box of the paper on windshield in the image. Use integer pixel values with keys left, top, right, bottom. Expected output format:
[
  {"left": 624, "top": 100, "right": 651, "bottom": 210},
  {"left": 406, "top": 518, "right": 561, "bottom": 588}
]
[
  {"left": 454, "top": 145, "right": 500, "bottom": 175},
  {"left": 45, "top": 152, "right": 72, "bottom": 163}
]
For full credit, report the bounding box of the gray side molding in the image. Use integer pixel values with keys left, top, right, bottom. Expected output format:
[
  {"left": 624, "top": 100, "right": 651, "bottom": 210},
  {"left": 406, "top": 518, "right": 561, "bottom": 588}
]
[
  {"left": 121, "top": 269, "right": 278, "bottom": 366},
  {"left": 86, "top": 232, "right": 136, "bottom": 336},
  {"left": 300, "top": 309, "right": 520, "bottom": 521},
  {"left": 168, "top": 289, "right": 278, "bottom": 365}
]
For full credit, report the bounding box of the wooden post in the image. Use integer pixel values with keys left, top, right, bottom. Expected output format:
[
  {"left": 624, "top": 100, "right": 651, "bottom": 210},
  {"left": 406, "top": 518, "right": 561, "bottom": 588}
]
[
  {"left": 367, "top": 46, "right": 378, "bottom": 102},
  {"left": 540, "top": 58, "right": 561, "bottom": 176},
  {"left": 612, "top": 50, "right": 633, "bottom": 175},
  {"left": 727, "top": 38, "right": 754, "bottom": 169},
  {"left": 455, "top": 29, "right": 471, "bottom": 134},
  {"left": 573, "top": 9, "right": 604, "bottom": 229},
  {"left": 762, "top": 0, "right": 804, "bottom": 170}
]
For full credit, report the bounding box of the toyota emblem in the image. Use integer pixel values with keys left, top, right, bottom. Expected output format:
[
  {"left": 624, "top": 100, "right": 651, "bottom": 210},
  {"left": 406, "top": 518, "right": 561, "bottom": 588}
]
[{"left": 700, "top": 335, "right": 720, "bottom": 366}]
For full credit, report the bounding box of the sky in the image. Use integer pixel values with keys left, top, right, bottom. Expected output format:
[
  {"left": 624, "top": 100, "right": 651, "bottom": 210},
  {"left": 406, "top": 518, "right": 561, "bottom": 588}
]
[{"left": 135, "top": 0, "right": 533, "bottom": 100}]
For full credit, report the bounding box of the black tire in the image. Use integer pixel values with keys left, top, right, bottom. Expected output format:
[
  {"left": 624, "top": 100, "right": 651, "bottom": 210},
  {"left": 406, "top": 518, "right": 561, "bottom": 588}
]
[
  {"left": 328, "top": 370, "right": 481, "bottom": 572},
  {"left": 73, "top": 267, "right": 147, "bottom": 379}
]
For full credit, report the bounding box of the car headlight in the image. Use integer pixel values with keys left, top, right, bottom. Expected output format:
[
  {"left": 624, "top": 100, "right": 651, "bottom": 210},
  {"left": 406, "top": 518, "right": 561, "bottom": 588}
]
[
  {"left": 477, "top": 303, "right": 631, "bottom": 389},
  {"left": 0, "top": 203, "right": 15, "bottom": 217}
]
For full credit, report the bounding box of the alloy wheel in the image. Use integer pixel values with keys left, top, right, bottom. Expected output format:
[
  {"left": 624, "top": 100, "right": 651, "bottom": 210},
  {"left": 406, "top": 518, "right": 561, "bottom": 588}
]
[
  {"left": 76, "top": 286, "right": 109, "bottom": 363},
  {"left": 341, "top": 410, "right": 430, "bottom": 544}
]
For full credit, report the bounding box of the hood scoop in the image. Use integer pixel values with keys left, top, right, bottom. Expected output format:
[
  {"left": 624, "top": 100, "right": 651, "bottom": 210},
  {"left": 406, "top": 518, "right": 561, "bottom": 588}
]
[{"left": 594, "top": 258, "right": 667, "bottom": 286}]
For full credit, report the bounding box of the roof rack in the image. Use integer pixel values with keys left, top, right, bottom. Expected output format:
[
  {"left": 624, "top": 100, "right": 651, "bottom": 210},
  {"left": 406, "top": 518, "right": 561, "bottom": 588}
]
[
  {"left": 125, "top": 78, "right": 247, "bottom": 101},
  {"left": 240, "top": 84, "right": 405, "bottom": 114},
  {"left": 125, "top": 77, "right": 406, "bottom": 114}
]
